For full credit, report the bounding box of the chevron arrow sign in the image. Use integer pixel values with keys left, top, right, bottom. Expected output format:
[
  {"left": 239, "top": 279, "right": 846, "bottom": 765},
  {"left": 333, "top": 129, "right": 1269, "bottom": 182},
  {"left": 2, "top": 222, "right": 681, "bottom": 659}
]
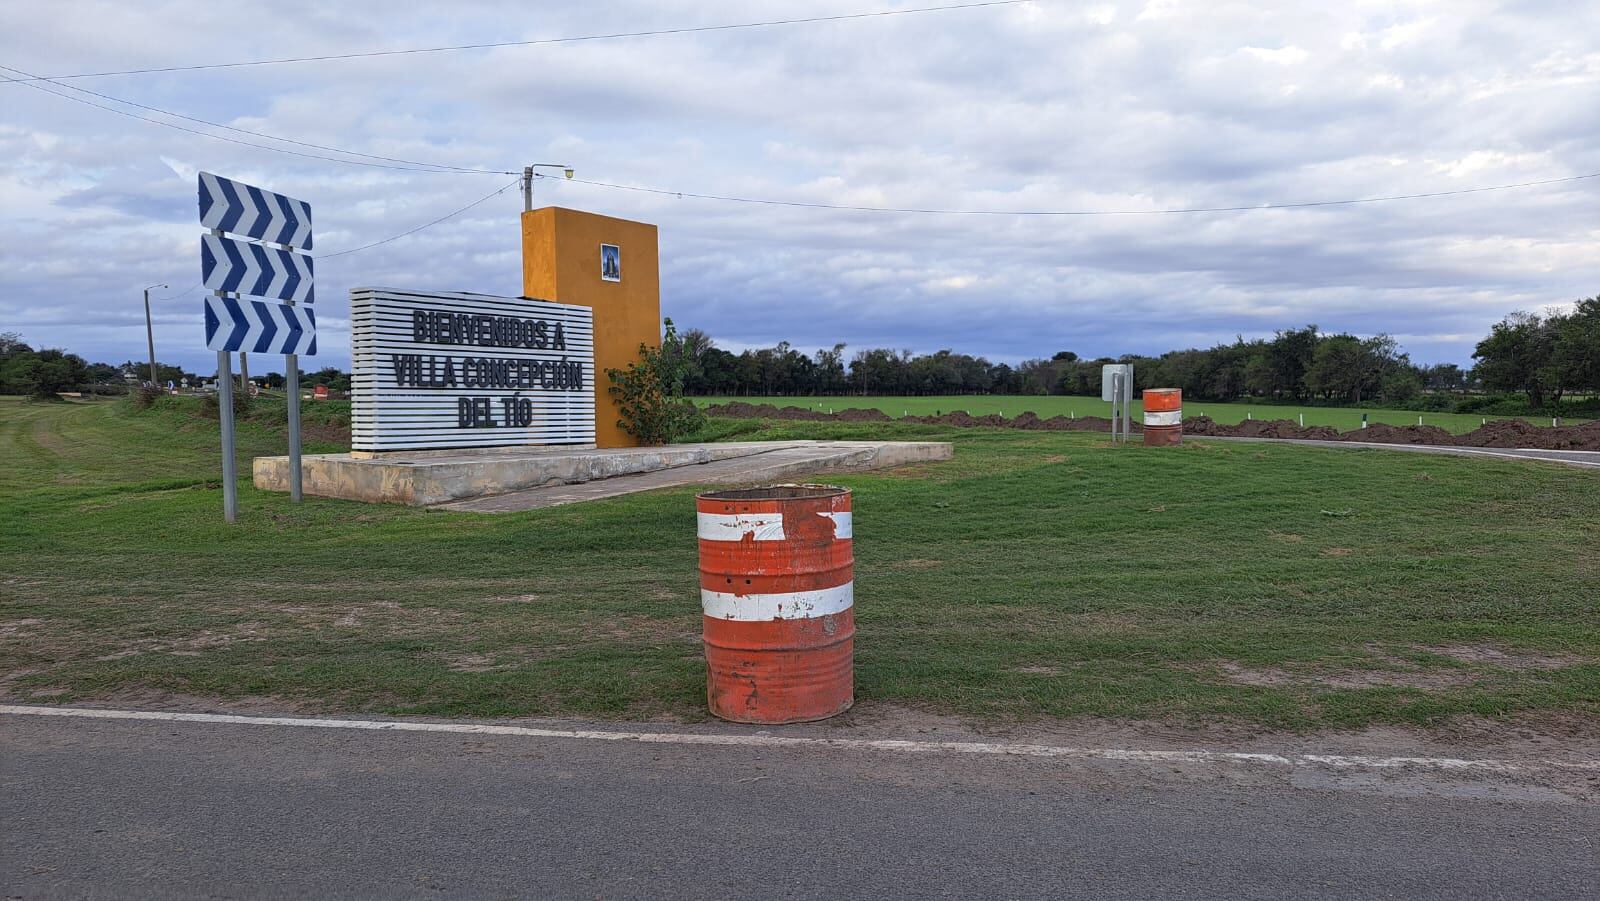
[
  {"left": 203, "top": 295, "right": 317, "bottom": 355},
  {"left": 198, "top": 172, "right": 313, "bottom": 250},
  {"left": 201, "top": 233, "right": 315, "bottom": 304}
]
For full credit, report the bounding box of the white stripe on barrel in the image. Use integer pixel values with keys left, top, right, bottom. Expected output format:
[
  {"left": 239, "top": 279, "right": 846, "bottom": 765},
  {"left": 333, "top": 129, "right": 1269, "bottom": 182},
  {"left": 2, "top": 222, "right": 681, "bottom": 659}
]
[
  {"left": 697, "top": 511, "right": 853, "bottom": 542},
  {"left": 701, "top": 583, "right": 854, "bottom": 621},
  {"left": 1144, "top": 410, "right": 1182, "bottom": 427}
]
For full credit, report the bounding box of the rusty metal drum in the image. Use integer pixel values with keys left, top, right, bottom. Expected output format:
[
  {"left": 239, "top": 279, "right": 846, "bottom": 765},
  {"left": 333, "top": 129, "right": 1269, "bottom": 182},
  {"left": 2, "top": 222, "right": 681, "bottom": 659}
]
[
  {"left": 1143, "top": 388, "right": 1183, "bottom": 446},
  {"left": 696, "top": 485, "right": 854, "bottom": 724}
]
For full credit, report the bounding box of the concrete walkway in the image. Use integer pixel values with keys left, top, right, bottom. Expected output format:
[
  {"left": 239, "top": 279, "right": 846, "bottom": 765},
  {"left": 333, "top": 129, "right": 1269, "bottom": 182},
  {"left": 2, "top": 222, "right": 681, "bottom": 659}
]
[
  {"left": 256, "top": 440, "right": 951, "bottom": 508},
  {"left": 435, "top": 441, "right": 949, "bottom": 512}
]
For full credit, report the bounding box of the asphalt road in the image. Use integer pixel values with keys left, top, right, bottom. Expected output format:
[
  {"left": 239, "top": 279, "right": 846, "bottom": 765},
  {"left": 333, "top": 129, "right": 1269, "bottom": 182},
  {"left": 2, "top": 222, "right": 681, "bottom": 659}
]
[
  {"left": 1194, "top": 435, "right": 1600, "bottom": 468},
  {"left": 4, "top": 713, "right": 1597, "bottom": 900}
]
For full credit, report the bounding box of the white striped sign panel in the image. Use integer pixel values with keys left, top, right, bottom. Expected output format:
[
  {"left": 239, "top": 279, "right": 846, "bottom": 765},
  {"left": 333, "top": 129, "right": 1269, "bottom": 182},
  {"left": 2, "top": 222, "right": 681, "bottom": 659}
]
[
  {"left": 201, "top": 233, "right": 314, "bottom": 304},
  {"left": 198, "top": 171, "right": 313, "bottom": 249},
  {"left": 349, "top": 288, "right": 595, "bottom": 452},
  {"left": 204, "top": 295, "right": 316, "bottom": 355}
]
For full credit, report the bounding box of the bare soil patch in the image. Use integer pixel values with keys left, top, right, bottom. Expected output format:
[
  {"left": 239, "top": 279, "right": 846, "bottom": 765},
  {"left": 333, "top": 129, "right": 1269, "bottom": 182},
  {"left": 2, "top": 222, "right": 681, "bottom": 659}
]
[
  {"left": 1211, "top": 661, "right": 1479, "bottom": 691},
  {"left": 1422, "top": 645, "right": 1582, "bottom": 670}
]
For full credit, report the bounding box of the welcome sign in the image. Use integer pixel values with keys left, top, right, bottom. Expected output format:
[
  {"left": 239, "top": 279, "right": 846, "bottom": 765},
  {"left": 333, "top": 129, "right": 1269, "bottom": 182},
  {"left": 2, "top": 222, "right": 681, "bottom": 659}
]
[{"left": 350, "top": 287, "right": 596, "bottom": 452}]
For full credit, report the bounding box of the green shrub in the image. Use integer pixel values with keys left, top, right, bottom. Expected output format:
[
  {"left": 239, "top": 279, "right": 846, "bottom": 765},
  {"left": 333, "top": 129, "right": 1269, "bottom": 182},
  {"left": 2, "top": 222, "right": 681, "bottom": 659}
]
[
  {"left": 131, "top": 384, "right": 166, "bottom": 409},
  {"left": 606, "top": 318, "right": 705, "bottom": 445},
  {"left": 200, "top": 388, "right": 252, "bottom": 418}
]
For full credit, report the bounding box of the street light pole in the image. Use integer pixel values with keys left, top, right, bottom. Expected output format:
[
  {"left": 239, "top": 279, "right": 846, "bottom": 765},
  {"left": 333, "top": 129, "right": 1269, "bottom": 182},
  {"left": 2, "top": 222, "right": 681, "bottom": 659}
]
[
  {"left": 522, "top": 163, "right": 575, "bottom": 212},
  {"left": 143, "top": 284, "right": 167, "bottom": 387}
]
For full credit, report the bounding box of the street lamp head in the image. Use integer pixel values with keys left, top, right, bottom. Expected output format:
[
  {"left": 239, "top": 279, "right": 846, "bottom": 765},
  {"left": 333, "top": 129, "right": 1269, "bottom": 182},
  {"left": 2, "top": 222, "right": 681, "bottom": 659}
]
[{"left": 564, "top": 168, "right": 574, "bottom": 180}]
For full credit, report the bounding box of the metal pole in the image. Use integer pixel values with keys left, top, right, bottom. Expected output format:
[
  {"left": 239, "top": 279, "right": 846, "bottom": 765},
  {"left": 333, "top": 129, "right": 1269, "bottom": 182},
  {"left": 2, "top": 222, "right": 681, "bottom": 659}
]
[
  {"left": 1111, "top": 371, "right": 1122, "bottom": 443},
  {"left": 239, "top": 351, "right": 250, "bottom": 394},
  {"left": 1122, "top": 370, "right": 1132, "bottom": 443},
  {"left": 143, "top": 288, "right": 159, "bottom": 387},
  {"left": 286, "top": 353, "right": 302, "bottom": 502},
  {"left": 217, "top": 349, "right": 238, "bottom": 523},
  {"left": 522, "top": 166, "right": 533, "bottom": 212}
]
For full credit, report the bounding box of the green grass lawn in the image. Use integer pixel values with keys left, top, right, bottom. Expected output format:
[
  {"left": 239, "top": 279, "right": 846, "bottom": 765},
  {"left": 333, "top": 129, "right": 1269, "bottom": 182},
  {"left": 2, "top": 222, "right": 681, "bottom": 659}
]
[
  {"left": 698, "top": 396, "right": 1584, "bottom": 434},
  {"left": 2, "top": 395, "right": 1598, "bottom": 729}
]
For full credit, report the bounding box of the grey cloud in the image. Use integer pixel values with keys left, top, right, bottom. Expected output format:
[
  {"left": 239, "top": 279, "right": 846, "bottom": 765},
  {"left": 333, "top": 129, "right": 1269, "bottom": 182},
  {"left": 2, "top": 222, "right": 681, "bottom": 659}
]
[{"left": 3, "top": 0, "right": 1598, "bottom": 373}]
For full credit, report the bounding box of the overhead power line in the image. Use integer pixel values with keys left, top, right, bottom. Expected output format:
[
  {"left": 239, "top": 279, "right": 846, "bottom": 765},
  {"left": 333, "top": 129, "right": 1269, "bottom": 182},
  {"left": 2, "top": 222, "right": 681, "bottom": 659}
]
[
  {"left": 320, "top": 180, "right": 520, "bottom": 258},
  {"left": 153, "top": 181, "right": 520, "bottom": 300},
  {"left": 546, "top": 171, "right": 1600, "bottom": 216},
  {"left": 8, "top": 75, "right": 480, "bottom": 173},
  {"left": 0, "top": 1, "right": 1031, "bottom": 82},
  {"left": 0, "top": 63, "right": 514, "bottom": 174}
]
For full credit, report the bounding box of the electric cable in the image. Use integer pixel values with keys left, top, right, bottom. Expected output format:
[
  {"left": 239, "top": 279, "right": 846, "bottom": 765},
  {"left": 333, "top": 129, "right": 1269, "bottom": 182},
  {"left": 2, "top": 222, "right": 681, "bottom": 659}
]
[{"left": 1, "top": 2, "right": 1032, "bottom": 82}]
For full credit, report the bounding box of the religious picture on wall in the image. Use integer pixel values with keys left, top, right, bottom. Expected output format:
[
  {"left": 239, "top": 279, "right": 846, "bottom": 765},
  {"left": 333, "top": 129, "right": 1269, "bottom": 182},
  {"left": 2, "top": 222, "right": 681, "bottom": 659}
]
[{"left": 600, "top": 243, "right": 621, "bottom": 282}]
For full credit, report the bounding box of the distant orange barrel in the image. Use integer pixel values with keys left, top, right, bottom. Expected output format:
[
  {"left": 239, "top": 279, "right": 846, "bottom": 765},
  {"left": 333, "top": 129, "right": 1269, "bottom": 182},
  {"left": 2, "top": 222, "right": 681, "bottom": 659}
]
[
  {"left": 1143, "top": 388, "right": 1183, "bottom": 446},
  {"left": 696, "top": 485, "right": 854, "bottom": 724}
]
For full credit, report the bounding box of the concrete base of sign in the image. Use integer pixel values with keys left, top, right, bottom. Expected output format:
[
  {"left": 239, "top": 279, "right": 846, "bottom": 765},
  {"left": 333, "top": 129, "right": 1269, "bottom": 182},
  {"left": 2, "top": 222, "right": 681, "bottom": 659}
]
[{"left": 252, "top": 441, "right": 953, "bottom": 510}]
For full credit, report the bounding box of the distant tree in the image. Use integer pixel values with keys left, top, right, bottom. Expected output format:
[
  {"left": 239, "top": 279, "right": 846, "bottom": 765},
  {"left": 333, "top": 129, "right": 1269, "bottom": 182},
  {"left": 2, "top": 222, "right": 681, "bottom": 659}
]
[
  {"left": 1267, "top": 325, "right": 1318, "bottom": 400},
  {"left": 0, "top": 332, "right": 31, "bottom": 358},
  {"left": 1474, "top": 312, "right": 1554, "bottom": 408},
  {"left": 0, "top": 347, "right": 89, "bottom": 398},
  {"left": 1548, "top": 296, "right": 1600, "bottom": 400},
  {"left": 308, "top": 367, "right": 351, "bottom": 392},
  {"left": 1421, "top": 363, "right": 1469, "bottom": 393},
  {"left": 814, "top": 343, "right": 848, "bottom": 394}
]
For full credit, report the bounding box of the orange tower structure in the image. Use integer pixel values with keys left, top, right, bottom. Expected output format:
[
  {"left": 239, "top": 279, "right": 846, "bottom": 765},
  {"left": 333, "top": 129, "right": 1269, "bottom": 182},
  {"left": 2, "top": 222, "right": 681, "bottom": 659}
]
[{"left": 521, "top": 207, "right": 660, "bottom": 449}]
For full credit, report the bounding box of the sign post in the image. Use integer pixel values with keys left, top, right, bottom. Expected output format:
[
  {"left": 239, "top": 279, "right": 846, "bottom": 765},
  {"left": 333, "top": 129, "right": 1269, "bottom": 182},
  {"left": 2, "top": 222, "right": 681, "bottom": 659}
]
[
  {"left": 216, "top": 347, "right": 238, "bottom": 522},
  {"left": 286, "top": 350, "right": 302, "bottom": 502},
  {"left": 1102, "top": 363, "right": 1134, "bottom": 444},
  {"left": 198, "top": 172, "right": 316, "bottom": 519}
]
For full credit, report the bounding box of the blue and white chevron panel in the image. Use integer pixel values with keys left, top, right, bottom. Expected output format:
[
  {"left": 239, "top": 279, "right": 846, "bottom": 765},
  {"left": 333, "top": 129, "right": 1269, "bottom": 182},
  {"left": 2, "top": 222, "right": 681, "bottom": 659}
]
[
  {"left": 201, "top": 233, "right": 315, "bottom": 305},
  {"left": 203, "top": 295, "right": 317, "bottom": 356},
  {"left": 198, "top": 171, "right": 313, "bottom": 250}
]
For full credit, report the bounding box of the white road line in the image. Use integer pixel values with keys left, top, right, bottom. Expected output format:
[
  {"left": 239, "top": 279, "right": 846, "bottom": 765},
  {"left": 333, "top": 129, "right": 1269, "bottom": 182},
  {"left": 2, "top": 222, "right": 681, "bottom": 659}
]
[
  {"left": 1342, "top": 443, "right": 1600, "bottom": 467},
  {"left": 1198, "top": 436, "right": 1600, "bottom": 468},
  {"left": 6, "top": 705, "right": 1595, "bottom": 774}
]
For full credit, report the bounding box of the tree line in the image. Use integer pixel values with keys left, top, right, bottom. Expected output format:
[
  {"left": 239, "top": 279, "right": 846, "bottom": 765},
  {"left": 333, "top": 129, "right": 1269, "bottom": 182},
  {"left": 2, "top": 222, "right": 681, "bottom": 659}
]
[
  {"left": 5, "top": 294, "right": 1596, "bottom": 412},
  {"left": 0, "top": 332, "right": 350, "bottom": 399},
  {"left": 676, "top": 296, "right": 1599, "bottom": 412}
]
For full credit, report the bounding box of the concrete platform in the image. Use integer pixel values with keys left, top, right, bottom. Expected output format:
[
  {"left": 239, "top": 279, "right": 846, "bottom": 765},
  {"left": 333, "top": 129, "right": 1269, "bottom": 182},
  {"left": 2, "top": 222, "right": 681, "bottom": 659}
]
[{"left": 253, "top": 441, "right": 952, "bottom": 509}]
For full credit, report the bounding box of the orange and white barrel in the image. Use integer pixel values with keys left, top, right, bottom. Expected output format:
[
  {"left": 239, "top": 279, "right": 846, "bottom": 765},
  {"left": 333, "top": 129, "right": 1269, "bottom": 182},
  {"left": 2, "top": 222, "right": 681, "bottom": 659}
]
[
  {"left": 696, "top": 485, "right": 854, "bottom": 724},
  {"left": 1143, "top": 388, "right": 1183, "bottom": 446}
]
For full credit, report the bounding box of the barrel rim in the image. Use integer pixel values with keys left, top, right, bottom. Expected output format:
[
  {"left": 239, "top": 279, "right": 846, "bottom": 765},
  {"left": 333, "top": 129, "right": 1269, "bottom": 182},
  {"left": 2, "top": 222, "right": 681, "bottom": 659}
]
[{"left": 697, "top": 483, "right": 850, "bottom": 502}]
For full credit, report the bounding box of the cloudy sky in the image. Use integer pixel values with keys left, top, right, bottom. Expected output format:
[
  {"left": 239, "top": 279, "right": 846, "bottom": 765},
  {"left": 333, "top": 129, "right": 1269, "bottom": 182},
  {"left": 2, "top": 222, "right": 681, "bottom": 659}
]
[{"left": 4, "top": 0, "right": 1597, "bottom": 374}]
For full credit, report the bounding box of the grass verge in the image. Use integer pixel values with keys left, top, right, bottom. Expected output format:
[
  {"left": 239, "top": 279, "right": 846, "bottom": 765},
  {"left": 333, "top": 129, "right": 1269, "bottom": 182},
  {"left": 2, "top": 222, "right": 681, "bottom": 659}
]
[{"left": 2, "top": 395, "right": 1597, "bottom": 729}]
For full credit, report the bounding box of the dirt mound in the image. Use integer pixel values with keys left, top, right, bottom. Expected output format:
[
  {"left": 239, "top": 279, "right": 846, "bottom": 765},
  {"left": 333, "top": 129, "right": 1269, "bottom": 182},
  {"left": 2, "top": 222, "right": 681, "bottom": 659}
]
[
  {"left": 1453, "top": 418, "right": 1600, "bottom": 450},
  {"left": 1345, "top": 422, "right": 1457, "bottom": 446},
  {"left": 1184, "top": 416, "right": 1338, "bottom": 440},
  {"left": 836, "top": 407, "right": 892, "bottom": 422},
  {"left": 704, "top": 403, "right": 1600, "bottom": 450},
  {"left": 907, "top": 411, "right": 1009, "bottom": 427},
  {"left": 704, "top": 402, "right": 832, "bottom": 421},
  {"left": 1009, "top": 411, "right": 1044, "bottom": 429}
]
